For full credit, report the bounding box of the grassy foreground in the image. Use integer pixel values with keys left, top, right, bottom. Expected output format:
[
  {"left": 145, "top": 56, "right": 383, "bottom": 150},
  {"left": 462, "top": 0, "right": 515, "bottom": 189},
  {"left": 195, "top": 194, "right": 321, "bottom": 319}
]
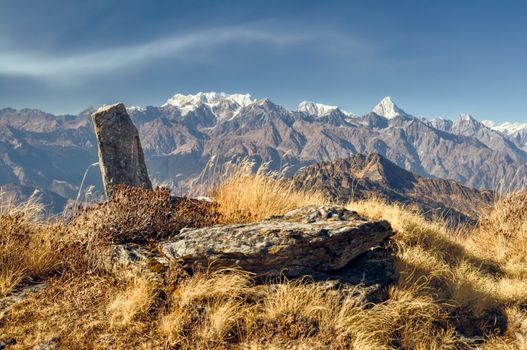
[{"left": 0, "top": 176, "right": 526, "bottom": 349}]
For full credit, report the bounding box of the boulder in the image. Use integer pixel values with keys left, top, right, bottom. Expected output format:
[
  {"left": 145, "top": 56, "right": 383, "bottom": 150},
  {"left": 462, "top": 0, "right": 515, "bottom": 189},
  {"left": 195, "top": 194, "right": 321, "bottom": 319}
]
[
  {"left": 161, "top": 205, "right": 393, "bottom": 278},
  {"left": 91, "top": 103, "right": 152, "bottom": 196}
]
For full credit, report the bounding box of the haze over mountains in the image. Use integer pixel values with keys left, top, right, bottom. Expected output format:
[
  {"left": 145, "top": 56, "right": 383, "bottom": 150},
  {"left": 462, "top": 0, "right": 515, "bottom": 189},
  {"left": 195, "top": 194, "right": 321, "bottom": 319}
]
[{"left": 0, "top": 92, "right": 526, "bottom": 211}]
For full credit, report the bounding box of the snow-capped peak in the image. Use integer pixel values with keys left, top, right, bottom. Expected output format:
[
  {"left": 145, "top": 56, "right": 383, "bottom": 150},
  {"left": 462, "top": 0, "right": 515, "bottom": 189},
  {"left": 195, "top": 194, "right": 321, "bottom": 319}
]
[
  {"left": 298, "top": 101, "right": 355, "bottom": 117},
  {"left": 225, "top": 93, "right": 254, "bottom": 107},
  {"left": 482, "top": 120, "right": 496, "bottom": 128},
  {"left": 257, "top": 98, "right": 272, "bottom": 105},
  {"left": 163, "top": 92, "right": 254, "bottom": 109},
  {"left": 491, "top": 122, "right": 527, "bottom": 135},
  {"left": 162, "top": 92, "right": 255, "bottom": 119},
  {"left": 457, "top": 113, "right": 477, "bottom": 122},
  {"left": 127, "top": 105, "right": 146, "bottom": 113},
  {"left": 372, "top": 96, "right": 405, "bottom": 119},
  {"left": 431, "top": 117, "right": 453, "bottom": 131}
]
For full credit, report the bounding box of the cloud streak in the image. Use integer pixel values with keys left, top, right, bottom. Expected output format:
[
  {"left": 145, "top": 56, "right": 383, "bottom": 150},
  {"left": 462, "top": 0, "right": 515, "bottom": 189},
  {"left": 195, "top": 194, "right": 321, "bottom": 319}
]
[{"left": 0, "top": 24, "right": 381, "bottom": 83}]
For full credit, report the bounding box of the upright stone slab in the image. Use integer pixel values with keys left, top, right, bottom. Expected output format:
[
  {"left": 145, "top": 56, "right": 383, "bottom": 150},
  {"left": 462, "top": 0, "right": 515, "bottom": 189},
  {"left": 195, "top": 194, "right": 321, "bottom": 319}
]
[{"left": 92, "top": 103, "right": 152, "bottom": 196}]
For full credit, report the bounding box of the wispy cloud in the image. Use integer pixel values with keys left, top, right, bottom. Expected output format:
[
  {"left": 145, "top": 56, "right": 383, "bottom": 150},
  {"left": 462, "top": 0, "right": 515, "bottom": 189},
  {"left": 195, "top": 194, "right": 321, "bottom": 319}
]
[{"left": 0, "top": 24, "right": 382, "bottom": 83}]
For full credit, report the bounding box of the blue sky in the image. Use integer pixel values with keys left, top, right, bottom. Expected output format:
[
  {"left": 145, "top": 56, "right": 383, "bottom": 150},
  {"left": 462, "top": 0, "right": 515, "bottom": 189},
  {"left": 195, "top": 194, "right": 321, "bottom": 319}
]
[{"left": 1, "top": 0, "right": 526, "bottom": 122}]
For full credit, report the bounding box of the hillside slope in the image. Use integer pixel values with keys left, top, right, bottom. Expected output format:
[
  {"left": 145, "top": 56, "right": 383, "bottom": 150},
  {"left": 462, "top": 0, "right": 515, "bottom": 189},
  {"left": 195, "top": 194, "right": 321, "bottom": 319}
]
[{"left": 292, "top": 153, "right": 495, "bottom": 222}]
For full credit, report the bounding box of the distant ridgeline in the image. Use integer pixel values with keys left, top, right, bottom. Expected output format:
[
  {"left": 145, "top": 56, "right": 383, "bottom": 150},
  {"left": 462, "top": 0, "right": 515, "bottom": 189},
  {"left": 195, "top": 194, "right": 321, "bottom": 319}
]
[
  {"left": 291, "top": 153, "right": 495, "bottom": 224},
  {"left": 0, "top": 92, "right": 525, "bottom": 212}
]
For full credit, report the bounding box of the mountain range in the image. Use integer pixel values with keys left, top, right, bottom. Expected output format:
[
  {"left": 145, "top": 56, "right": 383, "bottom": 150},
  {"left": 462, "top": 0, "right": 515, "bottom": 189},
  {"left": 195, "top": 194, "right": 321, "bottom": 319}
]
[
  {"left": 291, "top": 153, "right": 495, "bottom": 223},
  {"left": 0, "top": 92, "right": 526, "bottom": 211}
]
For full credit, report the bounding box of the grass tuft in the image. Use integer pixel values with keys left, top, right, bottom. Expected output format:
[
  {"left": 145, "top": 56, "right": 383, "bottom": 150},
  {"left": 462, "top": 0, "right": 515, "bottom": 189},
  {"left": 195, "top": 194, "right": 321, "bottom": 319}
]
[{"left": 212, "top": 171, "right": 327, "bottom": 223}]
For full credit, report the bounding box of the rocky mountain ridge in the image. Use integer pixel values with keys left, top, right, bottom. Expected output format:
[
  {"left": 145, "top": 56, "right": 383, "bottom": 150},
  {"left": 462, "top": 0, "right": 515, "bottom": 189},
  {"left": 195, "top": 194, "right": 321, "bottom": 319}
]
[
  {"left": 291, "top": 153, "right": 495, "bottom": 223},
  {"left": 483, "top": 120, "right": 527, "bottom": 150},
  {"left": 0, "top": 93, "right": 526, "bottom": 211}
]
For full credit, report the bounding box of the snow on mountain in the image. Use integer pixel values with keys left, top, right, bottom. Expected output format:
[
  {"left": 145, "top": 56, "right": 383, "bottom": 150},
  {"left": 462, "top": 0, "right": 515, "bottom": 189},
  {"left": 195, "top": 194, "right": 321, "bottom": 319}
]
[
  {"left": 490, "top": 122, "right": 527, "bottom": 149},
  {"left": 458, "top": 117, "right": 527, "bottom": 138},
  {"left": 452, "top": 113, "right": 504, "bottom": 136},
  {"left": 372, "top": 96, "right": 406, "bottom": 119},
  {"left": 492, "top": 122, "right": 527, "bottom": 135},
  {"left": 457, "top": 113, "right": 477, "bottom": 122},
  {"left": 482, "top": 120, "right": 496, "bottom": 128},
  {"left": 480, "top": 120, "right": 527, "bottom": 144},
  {"left": 157, "top": 92, "right": 526, "bottom": 144},
  {"left": 127, "top": 106, "right": 146, "bottom": 113},
  {"left": 163, "top": 92, "right": 254, "bottom": 108},
  {"left": 431, "top": 117, "right": 453, "bottom": 132},
  {"left": 298, "top": 101, "right": 355, "bottom": 117},
  {"left": 162, "top": 92, "right": 255, "bottom": 118},
  {"left": 452, "top": 113, "right": 484, "bottom": 132}
]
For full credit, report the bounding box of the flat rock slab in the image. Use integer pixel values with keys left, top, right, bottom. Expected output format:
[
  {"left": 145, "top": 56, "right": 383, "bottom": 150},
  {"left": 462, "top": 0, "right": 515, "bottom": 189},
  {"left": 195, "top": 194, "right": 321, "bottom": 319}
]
[{"left": 161, "top": 205, "right": 393, "bottom": 277}]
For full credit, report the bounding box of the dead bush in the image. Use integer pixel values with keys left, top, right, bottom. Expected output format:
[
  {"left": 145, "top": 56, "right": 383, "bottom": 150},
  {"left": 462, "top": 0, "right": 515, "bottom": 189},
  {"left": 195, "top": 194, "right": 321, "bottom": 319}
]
[{"left": 72, "top": 185, "right": 221, "bottom": 243}]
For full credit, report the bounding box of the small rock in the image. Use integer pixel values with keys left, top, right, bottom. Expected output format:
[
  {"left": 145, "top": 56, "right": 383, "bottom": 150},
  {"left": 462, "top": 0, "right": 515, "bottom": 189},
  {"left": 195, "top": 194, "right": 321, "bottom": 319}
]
[
  {"left": 32, "top": 338, "right": 59, "bottom": 350},
  {"left": 272, "top": 205, "right": 364, "bottom": 223},
  {"left": 109, "top": 244, "right": 168, "bottom": 273},
  {"left": 0, "top": 283, "right": 46, "bottom": 320}
]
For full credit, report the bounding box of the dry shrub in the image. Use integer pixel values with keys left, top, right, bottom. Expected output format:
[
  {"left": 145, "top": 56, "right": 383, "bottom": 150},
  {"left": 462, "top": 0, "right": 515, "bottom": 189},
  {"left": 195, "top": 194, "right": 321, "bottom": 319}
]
[
  {"left": 212, "top": 172, "right": 327, "bottom": 223},
  {"left": 0, "top": 195, "right": 65, "bottom": 296},
  {"left": 72, "top": 185, "right": 220, "bottom": 243},
  {"left": 57, "top": 185, "right": 221, "bottom": 275}
]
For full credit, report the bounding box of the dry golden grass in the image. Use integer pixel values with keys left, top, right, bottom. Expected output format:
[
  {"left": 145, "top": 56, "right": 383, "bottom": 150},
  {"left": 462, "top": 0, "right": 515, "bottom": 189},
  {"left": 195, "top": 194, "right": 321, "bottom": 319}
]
[
  {"left": 0, "top": 274, "right": 160, "bottom": 349},
  {"left": 0, "top": 194, "right": 65, "bottom": 297},
  {"left": 347, "top": 194, "right": 527, "bottom": 347},
  {"left": 1, "top": 180, "right": 527, "bottom": 349},
  {"left": 467, "top": 191, "right": 527, "bottom": 271},
  {"left": 159, "top": 268, "right": 254, "bottom": 348},
  {"left": 1, "top": 267, "right": 466, "bottom": 349},
  {"left": 212, "top": 171, "right": 327, "bottom": 223},
  {"left": 107, "top": 273, "right": 159, "bottom": 329}
]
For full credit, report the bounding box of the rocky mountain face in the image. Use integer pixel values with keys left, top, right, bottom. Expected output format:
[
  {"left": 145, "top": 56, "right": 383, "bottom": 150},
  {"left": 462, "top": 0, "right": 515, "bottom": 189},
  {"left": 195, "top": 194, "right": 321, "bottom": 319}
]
[
  {"left": 0, "top": 183, "right": 68, "bottom": 213},
  {"left": 0, "top": 93, "right": 526, "bottom": 211},
  {"left": 0, "top": 107, "right": 99, "bottom": 210},
  {"left": 433, "top": 114, "right": 527, "bottom": 164},
  {"left": 298, "top": 101, "right": 356, "bottom": 118},
  {"left": 291, "top": 153, "right": 495, "bottom": 222},
  {"left": 135, "top": 94, "right": 527, "bottom": 194},
  {"left": 483, "top": 120, "right": 527, "bottom": 151}
]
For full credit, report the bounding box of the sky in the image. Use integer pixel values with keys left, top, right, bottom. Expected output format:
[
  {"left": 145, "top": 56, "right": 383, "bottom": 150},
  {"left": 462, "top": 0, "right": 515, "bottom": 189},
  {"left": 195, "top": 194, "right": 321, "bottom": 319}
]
[{"left": 1, "top": 0, "right": 526, "bottom": 123}]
